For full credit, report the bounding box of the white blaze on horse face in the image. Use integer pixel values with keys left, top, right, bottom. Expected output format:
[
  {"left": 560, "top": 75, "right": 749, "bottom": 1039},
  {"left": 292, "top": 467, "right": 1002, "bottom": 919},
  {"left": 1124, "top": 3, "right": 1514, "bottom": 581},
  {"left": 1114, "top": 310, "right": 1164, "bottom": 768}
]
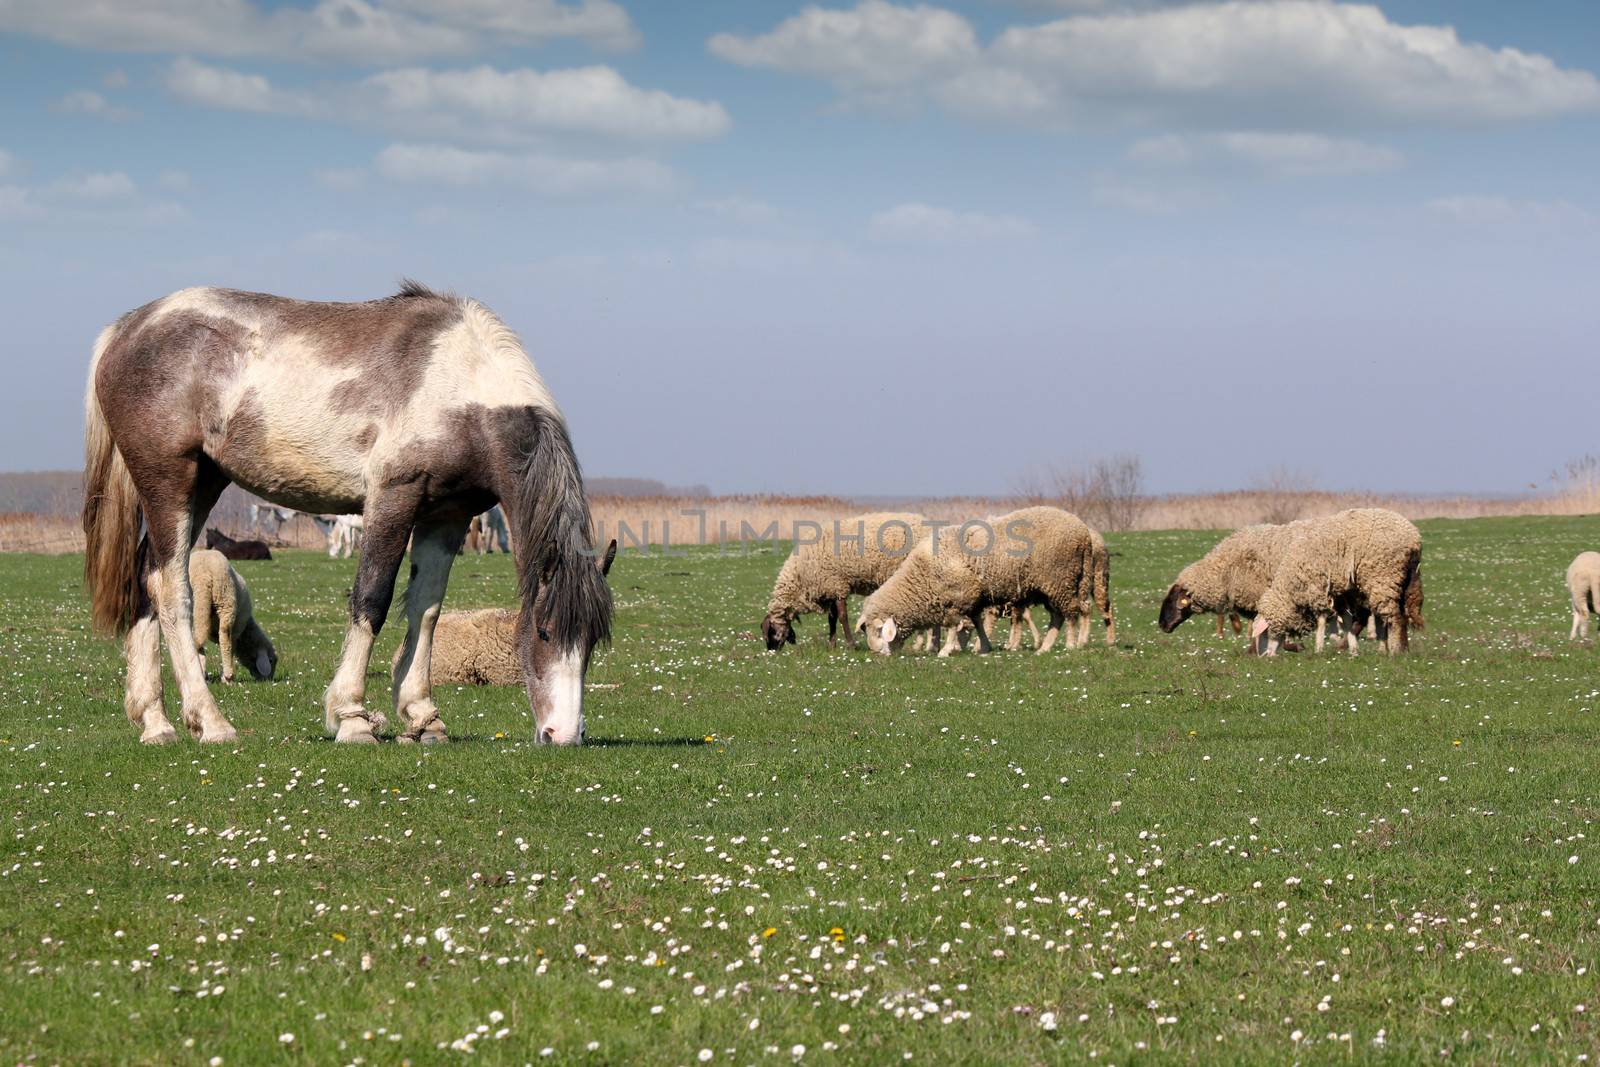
[{"left": 534, "top": 650, "right": 586, "bottom": 745}]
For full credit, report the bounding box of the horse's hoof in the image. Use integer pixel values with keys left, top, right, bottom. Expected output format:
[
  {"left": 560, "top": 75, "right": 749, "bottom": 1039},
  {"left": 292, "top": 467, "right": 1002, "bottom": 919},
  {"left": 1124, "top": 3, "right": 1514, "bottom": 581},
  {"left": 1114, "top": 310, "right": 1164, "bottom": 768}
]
[
  {"left": 140, "top": 724, "right": 178, "bottom": 745},
  {"left": 418, "top": 723, "right": 448, "bottom": 745},
  {"left": 199, "top": 723, "right": 239, "bottom": 744},
  {"left": 334, "top": 717, "right": 378, "bottom": 744}
]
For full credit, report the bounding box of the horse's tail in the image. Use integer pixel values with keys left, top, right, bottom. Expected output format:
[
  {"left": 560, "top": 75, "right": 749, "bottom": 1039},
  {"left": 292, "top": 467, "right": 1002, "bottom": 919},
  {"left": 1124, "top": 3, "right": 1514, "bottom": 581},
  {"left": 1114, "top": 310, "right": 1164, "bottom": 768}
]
[
  {"left": 82, "top": 321, "right": 142, "bottom": 637},
  {"left": 1402, "top": 550, "right": 1424, "bottom": 632},
  {"left": 1094, "top": 542, "right": 1114, "bottom": 644},
  {"left": 505, "top": 405, "right": 612, "bottom": 651}
]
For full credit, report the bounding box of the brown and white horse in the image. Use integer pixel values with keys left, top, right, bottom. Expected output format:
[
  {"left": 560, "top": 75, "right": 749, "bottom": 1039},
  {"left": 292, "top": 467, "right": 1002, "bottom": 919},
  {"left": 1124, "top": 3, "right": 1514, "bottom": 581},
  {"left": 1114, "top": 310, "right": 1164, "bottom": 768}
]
[{"left": 82, "top": 282, "right": 613, "bottom": 746}]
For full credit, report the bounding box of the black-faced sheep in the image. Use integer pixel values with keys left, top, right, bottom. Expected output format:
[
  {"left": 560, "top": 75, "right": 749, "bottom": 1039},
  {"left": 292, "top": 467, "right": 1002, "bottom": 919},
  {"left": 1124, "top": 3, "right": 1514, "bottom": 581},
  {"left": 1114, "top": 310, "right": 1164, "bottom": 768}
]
[
  {"left": 856, "top": 506, "right": 1097, "bottom": 656},
  {"left": 761, "top": 512, "right": 928, "bottom": 651},
  {"left": 1252, "top": 508, "right": 1423, "bottom": 655},
  {"left": 1567, "top": 551, "right": 1600, "bottom": 640},
  {"left": 188, "top": 548, "right": 277, "bottom": 682},
  {"left": 204, "top": 527, "right": 272, "bottom": 561}
]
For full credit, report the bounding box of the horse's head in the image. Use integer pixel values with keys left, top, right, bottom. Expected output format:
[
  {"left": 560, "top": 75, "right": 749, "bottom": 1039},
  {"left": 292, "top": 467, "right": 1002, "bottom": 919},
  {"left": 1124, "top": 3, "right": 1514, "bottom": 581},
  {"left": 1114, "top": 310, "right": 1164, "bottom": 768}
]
[
  {"left": 519, "top": 539, "right": 615, "bottom": 745},
  {"left": 204, "top": 528, "right": 224, "bottom": 550}
]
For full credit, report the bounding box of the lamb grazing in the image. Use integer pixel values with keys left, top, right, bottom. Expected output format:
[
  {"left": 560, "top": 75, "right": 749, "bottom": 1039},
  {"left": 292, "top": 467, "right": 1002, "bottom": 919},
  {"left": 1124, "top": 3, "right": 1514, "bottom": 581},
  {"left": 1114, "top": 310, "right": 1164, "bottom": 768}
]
[
  {"left": 188, "top": 549, "right": 277, "bottom": 682},
  {"left": 204, "top": 527, "right": 272, "bottom": 561},
  {"left": 394, "top": 608, "right": 520, "bottom": 685},
  {"left": 1567, "top": 551, "right": 1600, "bottom": 639},
  {"left": 1252, "top": 508, "right": 1423, "bottom": 656},
  {"left": 761, "top": 513, "right": 928, "bottom": 650},
  {"left": 857, "top": 506, "right": 1096, "bottom": 656}
]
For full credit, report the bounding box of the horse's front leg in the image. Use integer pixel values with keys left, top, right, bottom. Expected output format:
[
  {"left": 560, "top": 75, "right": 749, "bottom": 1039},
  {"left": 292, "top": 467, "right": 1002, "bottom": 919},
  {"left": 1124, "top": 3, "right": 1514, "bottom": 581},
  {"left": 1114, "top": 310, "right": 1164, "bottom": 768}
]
[
  {"left": 324, "top": 498, "right": 417, "bottom": 743},
  {"left": 150, "top": 519, "right": 236, "bottom": 743},
  {"left": 391, "top": 518, "right": 469, "bottom": 744}
]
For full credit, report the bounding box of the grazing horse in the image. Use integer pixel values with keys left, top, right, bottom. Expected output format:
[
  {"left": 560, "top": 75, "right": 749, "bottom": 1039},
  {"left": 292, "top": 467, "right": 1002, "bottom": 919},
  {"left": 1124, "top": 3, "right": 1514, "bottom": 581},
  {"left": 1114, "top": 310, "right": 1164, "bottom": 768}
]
[
  {"left": 82, "top": 282, "right": 613, "bottom": 746},
  {"left": 205, "top": 527, "right": 273, "bottom": 561}
]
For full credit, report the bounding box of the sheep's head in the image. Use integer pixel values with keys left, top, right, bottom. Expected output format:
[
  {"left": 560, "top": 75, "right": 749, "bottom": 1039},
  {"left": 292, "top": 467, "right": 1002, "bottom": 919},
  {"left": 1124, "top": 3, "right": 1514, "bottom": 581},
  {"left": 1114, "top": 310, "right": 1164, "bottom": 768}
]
[
  {"left": 1157, "top": 584, "right": 1196, "bottom": 632},
  {"left": 761, "top": 612, "right": 797, "bottom": 651},
  {"left": 237, "top": 622, "right": 278, "bottom": 680},
  {"left": 858, "top": 613, "right": 903, "bottom": 656}
]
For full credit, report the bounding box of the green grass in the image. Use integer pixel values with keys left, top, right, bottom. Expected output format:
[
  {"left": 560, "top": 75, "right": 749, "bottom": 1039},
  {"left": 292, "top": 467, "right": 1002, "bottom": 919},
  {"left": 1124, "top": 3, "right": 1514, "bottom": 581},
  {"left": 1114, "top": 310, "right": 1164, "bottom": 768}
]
[{"left": 2, "top": 516, "right": 1597, "bottom": 1065}]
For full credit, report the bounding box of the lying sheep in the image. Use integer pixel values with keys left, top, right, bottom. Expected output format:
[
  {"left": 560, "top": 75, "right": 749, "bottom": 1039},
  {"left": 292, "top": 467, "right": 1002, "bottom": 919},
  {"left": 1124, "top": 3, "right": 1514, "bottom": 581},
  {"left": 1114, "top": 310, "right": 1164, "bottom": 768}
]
[
  {"left": 1567, "top": 551, "right": 1600, "bottom": 639},
  {"left": 188, "top": 548, "right": 277, "bottom": 682},
  {"left": 394, "top": 608, "right": 520, "bottom": 685},
  {"left": 857, "top": 506, "right": 1097, "bottom": 656},
  {"left": 1252, "top": 508, "right": 1423, "bottom": 655},
  {"left": 761, "top": 513, "right": 928, "bottom": 650}
]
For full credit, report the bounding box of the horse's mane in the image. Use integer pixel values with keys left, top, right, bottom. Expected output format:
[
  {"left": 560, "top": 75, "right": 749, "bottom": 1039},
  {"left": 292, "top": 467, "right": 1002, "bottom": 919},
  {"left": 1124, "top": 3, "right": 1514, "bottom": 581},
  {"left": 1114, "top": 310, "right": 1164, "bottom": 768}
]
[
  {"left": 394, "top": 278, "right": 440, "bottom": 300},
  {"left": 508, "top": 407, "right": 612, "bottom": 653}
]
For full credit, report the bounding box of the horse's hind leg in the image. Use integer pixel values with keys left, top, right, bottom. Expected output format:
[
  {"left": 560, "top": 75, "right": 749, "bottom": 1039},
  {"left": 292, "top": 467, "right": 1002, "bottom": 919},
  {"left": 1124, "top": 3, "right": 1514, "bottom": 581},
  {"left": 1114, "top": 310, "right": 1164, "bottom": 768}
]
[
  {"left": 391, "top": 517, "right": 470, "bottom": 744},
  {"left": 141, "top": 470, "right": 236, "bottom": 743},
  {"left": 124, "top": 552, "right": 177, "bottom": 744}
]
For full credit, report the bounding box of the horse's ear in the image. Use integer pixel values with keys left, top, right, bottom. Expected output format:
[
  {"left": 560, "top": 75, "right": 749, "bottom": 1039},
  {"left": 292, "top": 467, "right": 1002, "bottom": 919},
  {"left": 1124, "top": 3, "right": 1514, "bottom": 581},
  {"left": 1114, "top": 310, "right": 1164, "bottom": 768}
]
[{"left": 598, "top": 539, "right": 617, "bottom": 576}]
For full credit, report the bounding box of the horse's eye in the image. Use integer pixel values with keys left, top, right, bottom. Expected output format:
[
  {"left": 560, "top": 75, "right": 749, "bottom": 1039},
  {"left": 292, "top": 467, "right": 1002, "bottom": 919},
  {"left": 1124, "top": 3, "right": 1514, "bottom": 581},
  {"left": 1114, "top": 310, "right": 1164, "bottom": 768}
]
[{"left": 538, "top": 628, "right": 550, "bottom": 642}]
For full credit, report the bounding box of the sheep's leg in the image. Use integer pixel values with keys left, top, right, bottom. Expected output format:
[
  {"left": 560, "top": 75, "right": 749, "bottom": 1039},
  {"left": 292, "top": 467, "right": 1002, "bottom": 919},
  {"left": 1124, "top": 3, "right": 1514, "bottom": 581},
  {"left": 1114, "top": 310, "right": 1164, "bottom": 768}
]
[
  {"left": 217, "top": 600, "right": 237, "bottom": 683},
  {"left": 325, "top": 488, "right": 422, "bottom": 743},
  {"left": 968, "top": 613, "right": 992, "bottom": 655},
  {"left": 1230, "top": 614, "right": 1243, "bottom": 635},
  {"left": 825, "top": 598, "right": 840, "bottom": 648},
  {"left": 1037, "top": 607, "right": 1065, "bottom": 653},
  {"left": 1004, "top": 606, "right": 1024, "bottom": 652},
  {"left": 1573, "top": 604, "right": 1588, "bottom": 641},
  {"left": 937, "top": 625, "right": 964, "bottom": 657},
  {"left": 392, "top": 517, "right": 470, "bottom": 744},
  {"left": 1214, "top": 614, "right": 1224, "bottom": 638},
  {"left": 836, "top": 597, "right": 856, "bottom": 649},
  {"left": 1314, "top": 615, "right": 1327, "bottom": 654},
  {"left": 1025, "top": 608, "right": 1042, "bottom": 647},
  {"left": 1075, "top": 610, "right": 1091, "bottom": 648}
]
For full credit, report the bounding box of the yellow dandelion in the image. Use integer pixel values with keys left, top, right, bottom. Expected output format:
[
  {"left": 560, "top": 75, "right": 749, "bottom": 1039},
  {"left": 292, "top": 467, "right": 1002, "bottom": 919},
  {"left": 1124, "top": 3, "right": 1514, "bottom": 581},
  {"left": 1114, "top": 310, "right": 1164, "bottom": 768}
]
[
  {"left": 495, "top": 731, "right": 506, "bottom": 739},
  {"left": 331, "top": 932, "right": 346, "bottom": 943},
  {"left": 1453, "top": 739, "right": 1462, "bottom": 747},
  {"left": 762, "top": 927, "right": 777, "bottom": 938},
  {"left": 704, "top": 735, "right": 716, "bottom": 743}
]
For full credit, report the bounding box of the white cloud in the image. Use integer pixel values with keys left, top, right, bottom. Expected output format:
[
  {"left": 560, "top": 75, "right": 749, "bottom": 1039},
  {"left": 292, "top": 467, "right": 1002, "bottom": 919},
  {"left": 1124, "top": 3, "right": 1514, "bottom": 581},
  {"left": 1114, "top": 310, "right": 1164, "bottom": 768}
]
[
  {"left": 711, "top": 1, "right": 1600, "bottom": 128},
  {"left": 1090, "top": 172, "right": 1215, "bottom": 214},
  {"left": 1129, "top": 131, "right": 1402, "bottom": 175},
  {"left": 709, "top": 1, "right": 979, "bottom": 97},
  {"left": 375, "top": 142, "right": 677, "bottom": 196},
  {"left": 0, "top": 186, "right": 39, "bottom": 218},
  {"left": 166, "top": 59, "right": 729, "bottom": 143},
  {"left": 167, "top": 58, "right": 320, "bottom": 115},
  {"left": 1426, "top": 195, "right": 1596, "bottom": 229},
  {"left": 315, "top": 166, "right": 368, "bottom": 190},
  {"left": 0, "top": 148, "right": 15, "bottom": 178},
  {"left": 48, "top": 171, "right": 138, "bottom": 202},
  {"left": 0, "top": 0, "right": 636, "bottom": 64},
  {"left": 0, "top": 167, "right": 188, "bottom": 225},
  {"left": 381, "top": 0, "right": 638, "bottom": 51},
  {"left": 360, "top": 65, "right": 730, "bottom": 141},
  {"left": 869, "top": 201, "right": 1035, "bottom": 241},
  {"left": 157, "top": 169, "right": 192, "bottom": 192},
  {"left": 698, "top": 196, "right": 782, "bottom": 226},
  {"left": 51, "top": 89, "right": 137, "bottom": 120}
]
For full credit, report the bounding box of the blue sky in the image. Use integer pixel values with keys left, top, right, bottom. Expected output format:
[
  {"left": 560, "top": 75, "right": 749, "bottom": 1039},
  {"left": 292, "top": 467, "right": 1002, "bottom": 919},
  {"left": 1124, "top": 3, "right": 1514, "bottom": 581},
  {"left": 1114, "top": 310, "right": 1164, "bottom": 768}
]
[{"left": 1, "top": 0, "right": 1597, "bottom": 496}]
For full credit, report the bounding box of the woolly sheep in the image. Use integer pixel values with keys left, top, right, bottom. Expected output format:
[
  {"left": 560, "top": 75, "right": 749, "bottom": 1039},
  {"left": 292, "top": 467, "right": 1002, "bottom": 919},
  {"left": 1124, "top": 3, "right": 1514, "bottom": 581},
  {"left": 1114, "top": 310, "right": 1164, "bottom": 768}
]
[
  {"left": 394, "top": 608, "right": 520, "bottom": 685},
  {"left": 1159, "top": 520, "right": 1360, "bottom": 654},
  {"left": 188, "top": 548, "right": 277, "bottom": 682},
  {"left": 857, "top": 506, "right": 1097, "bottom": 656},
  {"left": 1566, "top": 551, "right": 1600, "bottom": 639},
  {"left": 1252, "top": 508, "right": 1423, "bottom": 656},
  {"left": 761, "top": 512, "right": 929, "bottom": 651}
]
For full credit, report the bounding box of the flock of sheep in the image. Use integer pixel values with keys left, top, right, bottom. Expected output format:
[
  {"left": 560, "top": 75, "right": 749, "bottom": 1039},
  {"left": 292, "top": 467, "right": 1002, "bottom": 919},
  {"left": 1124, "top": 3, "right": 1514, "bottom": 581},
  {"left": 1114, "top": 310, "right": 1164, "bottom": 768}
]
[
  {"left": 180, "top": 502, "right": 1600, "bottom": 700},
  {"left": 761, "top": 506, "right": 1429, "bottom": 658}
]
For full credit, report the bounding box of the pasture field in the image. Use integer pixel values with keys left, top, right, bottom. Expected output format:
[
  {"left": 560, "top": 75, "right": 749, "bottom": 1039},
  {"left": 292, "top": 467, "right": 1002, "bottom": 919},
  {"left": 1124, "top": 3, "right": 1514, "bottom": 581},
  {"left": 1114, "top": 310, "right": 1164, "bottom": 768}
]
[{"left": 2, "top": 516, "right": 1597, "bottom": 1066}]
